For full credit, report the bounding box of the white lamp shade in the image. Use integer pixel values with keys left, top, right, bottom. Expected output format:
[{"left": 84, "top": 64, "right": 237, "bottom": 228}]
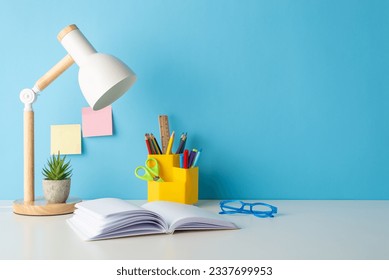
[{"left": 78, "top": 53, "right": 136, "bottom": 110}]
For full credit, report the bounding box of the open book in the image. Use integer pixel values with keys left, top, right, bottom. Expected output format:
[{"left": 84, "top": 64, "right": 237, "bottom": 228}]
[{"left": 67, "top": 198, "right": 238, "bottom": 241}]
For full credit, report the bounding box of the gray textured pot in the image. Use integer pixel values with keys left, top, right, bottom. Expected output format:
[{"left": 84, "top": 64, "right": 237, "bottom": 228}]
[{"left": 42, "top": 179, "right": 71, "bottom": 204}]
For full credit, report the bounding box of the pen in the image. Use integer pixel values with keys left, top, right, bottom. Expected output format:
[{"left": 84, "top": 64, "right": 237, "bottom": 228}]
[
  {"left": 191, "top": 148, "right": 202, "bottom": 167},
  {"left": 180, "top": 153, "right": 184, "bottom": 168},
  {"left": 188, "top": 149, "right": 197, "bottom": 168},
  {"left": 183, "top": 149, "right": 189, "bottom": 169},
  {"left": 165, "top": 131, "right": 175, "bottom": 154}
]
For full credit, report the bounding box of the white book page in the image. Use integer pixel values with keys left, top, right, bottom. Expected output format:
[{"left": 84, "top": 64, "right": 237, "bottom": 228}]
[
  {"left": 67, "top": 218, "right": 164, "bottom": 241},
  {"left": 75, "top": 198, "right": 144, "bottom": 219},
  {"left": 142, "top": 201, "right": 237, "bottom": 232},
  {"left": 68, "top": 198, "right": 168, "bottom": 240}
]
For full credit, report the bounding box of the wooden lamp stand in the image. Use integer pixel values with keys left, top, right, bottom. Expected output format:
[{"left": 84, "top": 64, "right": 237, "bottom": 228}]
[
  {"left": 13, "top": 54, "right": 81, "bottom": 216},
  {"left": 13, "top": 26, "right": 82, "bottom": 216},
  {"left": 12, "top": 24, "right": 136, "bottom": 216}
]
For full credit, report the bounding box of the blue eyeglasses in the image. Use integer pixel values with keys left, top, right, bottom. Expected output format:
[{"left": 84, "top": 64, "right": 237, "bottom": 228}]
[{"left": 219, "top": 200, "right": 277, "bottom": 218}]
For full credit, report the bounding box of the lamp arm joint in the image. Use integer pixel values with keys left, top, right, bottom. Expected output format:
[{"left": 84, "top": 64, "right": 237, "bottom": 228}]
[{"left": 20, "top": 88, "right": 39, "bottom": 111}]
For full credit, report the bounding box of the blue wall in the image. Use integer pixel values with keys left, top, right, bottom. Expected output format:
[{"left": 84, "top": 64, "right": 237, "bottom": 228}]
[{"left": 1, "top": 0, "right": 389, "bottom": 200}]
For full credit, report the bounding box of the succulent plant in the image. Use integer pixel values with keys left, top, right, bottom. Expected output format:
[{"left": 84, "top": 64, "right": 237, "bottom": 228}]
[{"left": 42, "top": 152, "right": 72, "bottom": 180}]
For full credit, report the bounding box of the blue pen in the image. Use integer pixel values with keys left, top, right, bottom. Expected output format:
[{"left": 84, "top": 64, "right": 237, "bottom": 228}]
[
  {"left": 180, "top": 153, "right": 184, "bottom": 168},
  {"left": 192, "top": 148, "right": 202, "bottom": 167}
]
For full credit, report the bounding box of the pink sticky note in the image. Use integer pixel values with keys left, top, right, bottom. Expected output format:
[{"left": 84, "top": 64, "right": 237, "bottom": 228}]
[{"left": 82, "top": 106, "right": 113, "bottom": 137}]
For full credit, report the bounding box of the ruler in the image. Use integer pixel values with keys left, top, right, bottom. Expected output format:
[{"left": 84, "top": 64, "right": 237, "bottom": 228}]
[{"left": 158, "top": 115, "right": 170, "bottom": 154}]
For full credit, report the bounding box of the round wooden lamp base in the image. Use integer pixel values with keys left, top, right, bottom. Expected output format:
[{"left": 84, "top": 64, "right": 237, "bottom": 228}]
[{"left": 13, "top": 196, "right": 81, "bottom": 216}]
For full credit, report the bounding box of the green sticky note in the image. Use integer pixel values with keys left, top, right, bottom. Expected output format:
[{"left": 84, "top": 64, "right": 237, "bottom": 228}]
[{"left": 51, "top": 124, "right": 82, "bottom": 155}]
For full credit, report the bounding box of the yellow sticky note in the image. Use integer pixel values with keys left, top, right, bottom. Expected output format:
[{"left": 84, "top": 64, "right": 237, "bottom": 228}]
[{"left": 51, "top": 124, "right": 82, "bottom": 155}]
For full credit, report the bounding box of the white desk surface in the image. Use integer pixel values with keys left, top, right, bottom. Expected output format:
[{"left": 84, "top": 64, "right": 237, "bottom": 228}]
[{"left": 0, "top": 200, "right": 388, "bottom": 260}]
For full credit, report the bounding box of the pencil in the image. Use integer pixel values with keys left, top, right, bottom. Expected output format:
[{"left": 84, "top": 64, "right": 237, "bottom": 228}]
[
  {"left": 150, "top": 133, "right": 162, "bottom": 154},
  {"left": 147, "top": 133, "right": 156, "bottom": 154},
  {"left": 175, "top": 133, "right": 187, "bottom": 154},
  {"left": 145, "top": 134, "right": 152, "bottom": 154},
  {"left": 165, "top": 131, "right": 175, "bottom": 154}
]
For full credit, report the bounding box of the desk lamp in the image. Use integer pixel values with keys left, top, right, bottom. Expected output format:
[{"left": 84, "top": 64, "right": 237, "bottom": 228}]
[{"left": 13, "top": 24, "right": 136, "bottom": 216}]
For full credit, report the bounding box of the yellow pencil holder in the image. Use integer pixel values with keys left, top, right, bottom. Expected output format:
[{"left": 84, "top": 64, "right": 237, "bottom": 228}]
[{"left": 147, "top": 154, "right": 198, "bottom": 204}]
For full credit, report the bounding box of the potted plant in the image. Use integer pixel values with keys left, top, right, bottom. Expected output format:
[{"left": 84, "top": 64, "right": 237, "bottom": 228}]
[{"left": 42, "top": 152, "right": 73, "bottom": 204}]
